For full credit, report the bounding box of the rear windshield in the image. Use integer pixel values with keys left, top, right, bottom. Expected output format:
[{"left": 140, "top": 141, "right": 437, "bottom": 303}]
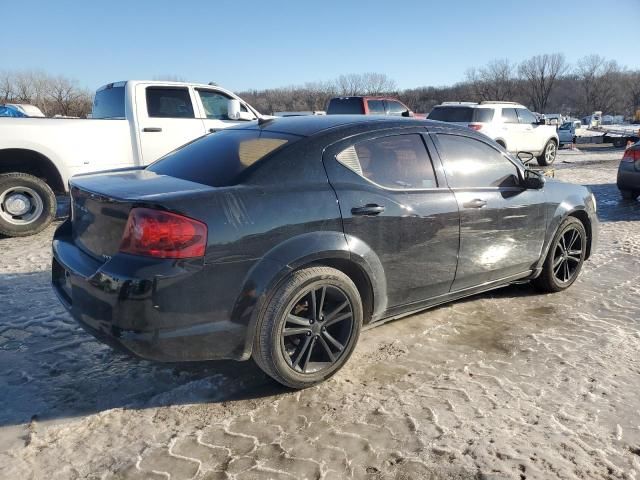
[
  {"left": 92, "top": 86, "right": 126, "bottom": 119},
  {"left": 428, "top": 106, "right": 494, "bottom": 123},
  {"left": 147, "top": 129, "right": 299, "bottom": 187},
  {"left": 327, "top": 98, "right": 364, "bottom": 115}
]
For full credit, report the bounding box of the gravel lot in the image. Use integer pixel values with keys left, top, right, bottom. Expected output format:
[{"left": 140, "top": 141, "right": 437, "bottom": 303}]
[{"left": 1, "top": 147, "right": 639, "bottom": 480}]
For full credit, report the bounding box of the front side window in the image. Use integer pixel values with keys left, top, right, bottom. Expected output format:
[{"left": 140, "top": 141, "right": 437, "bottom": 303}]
[
  {"left": 146, "top": 87, "right": 194, "bottom": 118},
  {"left": 436, "top": 134, "right": 519, "bottom": 188},
  {"left": 197, "top": 89, "right": 231, "bottom": 119},
  {"left": 336, "top": 134, "right": 437, "bottom": 189},
  {"left": 386, "top": 101, "right": 407, "bottom": 115},
  {"left": 516, "top": 108, "right": 537, "bottom": 124},
  {"left": 367, "top": 100, "right": 385, "bottom": 114},
  {"left": 501, "top": 108, "right": 518, "bottom": 123}
]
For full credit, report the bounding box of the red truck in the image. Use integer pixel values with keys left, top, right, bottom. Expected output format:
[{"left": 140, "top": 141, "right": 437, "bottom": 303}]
[{"left": 326, "top": 96, "right": 424, "bottom": 118}]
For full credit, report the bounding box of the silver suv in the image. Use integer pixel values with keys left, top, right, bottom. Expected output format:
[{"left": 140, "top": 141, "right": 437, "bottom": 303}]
[{"left": 429, "top": 101, "right": 559, "bottom": 166}]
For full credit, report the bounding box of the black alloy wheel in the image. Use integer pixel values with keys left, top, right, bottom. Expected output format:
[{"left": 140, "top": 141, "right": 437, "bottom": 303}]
[{"left": 253, "top": 266, "right": 362, "bottom": 389}]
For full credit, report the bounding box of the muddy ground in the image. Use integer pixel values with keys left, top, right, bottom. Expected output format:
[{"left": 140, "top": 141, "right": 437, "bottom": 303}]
[{"left": 1, "top": 147, "right": 639, "bottom": 479}]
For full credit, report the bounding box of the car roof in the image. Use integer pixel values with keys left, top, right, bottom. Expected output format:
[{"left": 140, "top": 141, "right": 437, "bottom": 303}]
[{"left": 231, "top": 115, "right": 442, "bottom": 137}]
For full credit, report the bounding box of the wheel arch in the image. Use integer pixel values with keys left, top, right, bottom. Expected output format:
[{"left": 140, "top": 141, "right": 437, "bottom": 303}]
[
  {"left": 0, "top": 148, "right": 66, "bottom": 193},
  {"left": 231, "top": 231, "right": 386, "bottom": 360},
  {"left": 567, "top": 209, "right": 593, "bottom": 260}
]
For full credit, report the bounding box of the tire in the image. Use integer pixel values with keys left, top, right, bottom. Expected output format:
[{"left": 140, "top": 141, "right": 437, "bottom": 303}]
[
  {"left": 253, "top": 266, "right": 363, "bottom": 389},
  {"left": 0, "top": 173, "right": 56, "bottom": 237},
  {"left": 619, "top": 189, "right": 638, "bottom": 200},
  {"left": 537, "top": 139, "right": 558, "bottom": 166},
  {"left": 532, "top": 217, "right": 587, "bottom": 293}
]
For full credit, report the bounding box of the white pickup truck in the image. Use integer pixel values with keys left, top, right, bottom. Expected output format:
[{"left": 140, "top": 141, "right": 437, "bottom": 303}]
[{"left": 0, "top": 80, "right": 260, "bottom": 237}]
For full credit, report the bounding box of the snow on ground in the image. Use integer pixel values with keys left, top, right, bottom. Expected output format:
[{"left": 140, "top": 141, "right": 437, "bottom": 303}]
[{"left": 1, "top": 147, "right": 640, "bottom": 479}]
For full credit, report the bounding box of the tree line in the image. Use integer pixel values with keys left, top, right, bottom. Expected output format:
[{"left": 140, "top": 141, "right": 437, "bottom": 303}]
[
  {"left": 2, "top": 53, "right": 639, "bottom": 119},
  {"left": 239, "top": 54, "right": 640, "bottom": 119}
]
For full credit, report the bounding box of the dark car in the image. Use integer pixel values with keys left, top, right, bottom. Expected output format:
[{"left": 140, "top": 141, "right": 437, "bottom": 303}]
[
  {"left": 326, "top": 96, "right": 424, "bottom": 118},
  {"left": 52, "top": 116, "right": 599, "bottom": 388},
  {"left": 617, "top": 141, "right": 640, "bottom": 200}
]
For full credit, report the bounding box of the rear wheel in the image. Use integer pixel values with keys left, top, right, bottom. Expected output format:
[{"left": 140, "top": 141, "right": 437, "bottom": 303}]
[
  {"left": 532, "top": 217, "right": 586, "bottom": 293},
  {"left": 253, "top": 266, "right": 362, "bottom": 389},
  {"left": 0, "top": 173, "right": 56, "bottom": 237},
  {"left": 620, "top": 189, "right": 638, "bottom": 200},
  {"left": 537, "top": 139, "right": 557, "bottom": 166}
]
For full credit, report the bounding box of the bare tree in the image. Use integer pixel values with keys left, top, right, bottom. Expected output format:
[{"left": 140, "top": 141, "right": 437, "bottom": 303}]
[
  {"left": 48, "top": 76, "right": 82, "bottom": 116},
  {"left": 361, "top": 72, "right": 396, "bottom": 95},
  {"left": 0, "top": 71, "right": 14, "bottom": 103},
  {"left": 518, "top": 53, "right": 567, "bottom": 112},
  {"left": 466, "top": 59, "right": 517, "bottom": 101},
  {"left": 575, "top": 55, "right": 622, "bottom": 114},
  {"left": 624, "top": 70, "right": 640, "bottom": 118}
]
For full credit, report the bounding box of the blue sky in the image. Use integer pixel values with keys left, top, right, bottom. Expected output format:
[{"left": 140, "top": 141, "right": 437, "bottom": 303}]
[{"left": 2, "top": 0, "right": 639, "bottom": 92}]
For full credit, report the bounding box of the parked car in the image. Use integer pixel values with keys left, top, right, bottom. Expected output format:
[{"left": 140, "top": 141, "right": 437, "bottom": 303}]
[
  {"left": 0, "top": 105, "right": 28, "bottom": 118},
  {"left": 52, "top": 116, "right": 598, "bottom": 389},
  {"left": 0, "top": 80, "right": 261, "bottom": 237},
  {"left": 558, "top": 122, "right": 577, "bottom": 146},
  {"left": 428, "top": 101, "right": 559, "bottom": 166},
  {"left": 326, "top": 96, "right": 422, "bottom": 117},
  {"left": 617, "top": 141, "right": 640, "bottom": 200},
  {"left": 4, "top": 103, "right": 46, "bottom": 117}
]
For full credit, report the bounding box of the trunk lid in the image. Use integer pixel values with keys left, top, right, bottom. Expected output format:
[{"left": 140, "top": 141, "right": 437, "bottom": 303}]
[{"left": 70, "top": 169, "right": 212, "bottom": 259}]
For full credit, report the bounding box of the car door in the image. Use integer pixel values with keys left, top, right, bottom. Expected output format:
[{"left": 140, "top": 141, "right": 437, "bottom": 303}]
[
  {"left": 195, "top": 88, "right": 256, "bottom": 133},
  {"left": 322, "top": 130, "right": 460, "bottom": 309},
  {"left": 499, "top": 107, "right": 523, "bottom": 152},
  {"left": 135, "top": 84, "right": 206, "bottom": 164},
  {"left": 432, "top": 131, "right": 547, "bottom": 291},
  {"left": 515, "top": 108, "right": 540, "bottom": 152}
]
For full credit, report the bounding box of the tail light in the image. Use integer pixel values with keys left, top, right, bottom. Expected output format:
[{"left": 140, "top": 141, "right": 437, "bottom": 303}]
[
  {"left": 468, "top": 123, "right": 483, "bottom": 131},
  {"left": 622, "top": 148, "right": 640, "bottom": 169},
  {"left": 119, "top": 208, "right": 207, "bottom": 259}
]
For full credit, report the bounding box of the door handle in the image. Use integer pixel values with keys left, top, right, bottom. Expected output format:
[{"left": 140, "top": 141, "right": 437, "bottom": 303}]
[
  {"left": 351, "top": 204, "right": 385, "bottom": 216},
  {"left": 143, "top": 127, "right": 162, "bottom": 132},
  {"left": 462, "top": 199, "right": 487, "bottom": 209}
]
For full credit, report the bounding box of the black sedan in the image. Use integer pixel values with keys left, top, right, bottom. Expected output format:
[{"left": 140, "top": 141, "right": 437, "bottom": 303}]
[
  {"left": 52, "top": 116, "right": 599, "bottom": 388},
  {"left": 618, "top": 140, "right": 640, "bottom": 200}
]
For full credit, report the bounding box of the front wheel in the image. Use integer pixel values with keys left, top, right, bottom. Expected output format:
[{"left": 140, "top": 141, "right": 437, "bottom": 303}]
[
  {"left": 537, "top": 139, "right": 558, "bottom": 166},
  {"left": 253, "top": 266, "right": 362, "bottom": 389},
  {"left": 619, "top": 189, "right": 638, "bottom": 200},
  {"left": 532, "top": 217, "right": 587, "bottom": 293},
  {"left": 0, "top": 173, "right": 56, "bottom": 237}
]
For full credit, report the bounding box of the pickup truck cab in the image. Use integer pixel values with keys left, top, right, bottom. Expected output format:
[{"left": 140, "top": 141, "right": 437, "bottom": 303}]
[
  {"left": 0, "top": 80, "right": 260, "bottom": 237},
  {"left": 326, "top": 96, "right": 422, "bottom": 117}
]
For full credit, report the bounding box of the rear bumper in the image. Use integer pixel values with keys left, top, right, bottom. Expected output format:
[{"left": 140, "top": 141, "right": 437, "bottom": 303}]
[
  {"left": 617, "top": 162, "right": 640, "bottom": 191},
  {"left": 51, "top": 220, "right": 249, "bottom": 362}
]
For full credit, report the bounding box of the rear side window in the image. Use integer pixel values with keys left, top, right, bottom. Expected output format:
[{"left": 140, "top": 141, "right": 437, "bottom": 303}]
[
  {"left": 367, "top": 100, "right": 385, "bottom": 114},
  {"left": 386, "top": 101, "right": 407, "bottom": 116},
  {"left": 473, "top": 108, "right": 494, "bottom": 122},
  {"left": 146, "top": 87, "right": 194, "bottom": 118},
  {"left": 336, "top": 134, "right": 438, "bottom": 189},
  {"left": 501, "top": 108, "right": 519, "bottom": 123},
  {"left": 327, "top": 98, "right": 364, "bottom": 114},
  {"left": 436, "top": 134, "right": 519, "bottom": 188},
  {"left": 92, "top": 85, "right": 126, "bottom": 119},
  {"left": 147, "top": 130, "right": 299, "bottom": 187}
]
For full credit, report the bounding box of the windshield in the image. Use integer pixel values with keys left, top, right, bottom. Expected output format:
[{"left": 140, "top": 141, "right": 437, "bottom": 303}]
[{"left": 147, "top": 129, "right": 300, "bottom": 187}]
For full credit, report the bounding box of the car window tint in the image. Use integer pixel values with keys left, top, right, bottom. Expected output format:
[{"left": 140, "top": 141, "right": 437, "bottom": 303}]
[
  {"left": 146, "top": 87, "right": 194, "bottom": 118},
  {"left": 197, "top": 89, "right": 231, "bottom": 119},
  {"left": 501, "top": 108, "right": 518, "bottom": 123},
  {"left": 327, "top": 97, "right": 364, "bottom": 114},
  {"left": 336, "top": 134, "right": 437, "bottom": 189},
  {"left": 473, "top": 108, "right": 494, "bottom": 122},
  {"left": 516, "top": 108, "right": 537, "bottom": 124},
  {"left": 367, "top": 100, "right": 385, "bottom": 114},
  {"left": 92, "top": 85, "right": 126, "bottom": 119},
  {"left": 436, "top": 134, "right": 519, "bottom": 188},
  {"left": 386, "top": 101, "right": 407, "bottom": 115}
]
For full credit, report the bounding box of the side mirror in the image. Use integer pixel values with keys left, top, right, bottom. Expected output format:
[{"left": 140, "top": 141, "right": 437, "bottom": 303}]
[
  {"left": 401, "top": 110, "right": 414, "bottom": 117},
  {"left": 524, "top": 169, "right": 546, "bottom": 189},
  {"left": 536, "top": 118, "right": 547, "bottom": 125},
  {"left": 227, "top": 99, "right": 255, "bottom": 121},
  {"left": 517, "top": 151, "right": 535, "bottom": 164}
]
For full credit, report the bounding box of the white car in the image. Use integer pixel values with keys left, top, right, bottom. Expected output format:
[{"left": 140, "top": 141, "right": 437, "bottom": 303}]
[
  {"left": 428, "top": 101, "right": 559, "bottom": 167},
  {"left": 0, "top": 80, "right": 261, "bottom": 237}
]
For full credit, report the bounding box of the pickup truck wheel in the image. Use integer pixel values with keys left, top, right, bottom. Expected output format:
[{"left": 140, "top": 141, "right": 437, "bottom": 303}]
[
  {"left": 0, "top": 173, "right": 56, "bottom": 237},
  {"left": 537, "top": 139, "right": 557, "bottom": 166},
  {"left": 620, "top": 189, "right": 638, "bottom": 200},
  {"left": 253, "top": 266, "right": 362, "bottom": 389}
]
